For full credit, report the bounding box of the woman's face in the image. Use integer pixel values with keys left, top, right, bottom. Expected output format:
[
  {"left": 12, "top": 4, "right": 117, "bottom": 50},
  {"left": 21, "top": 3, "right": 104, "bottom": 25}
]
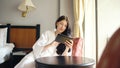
[{"left": 56, "top": 20, "right": 67, "bottom": 34}]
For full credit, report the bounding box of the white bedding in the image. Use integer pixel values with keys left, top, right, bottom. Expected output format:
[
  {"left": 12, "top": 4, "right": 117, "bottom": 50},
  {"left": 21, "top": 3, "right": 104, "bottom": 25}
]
[{"left": 0, "top": 43, "right": 14, "bottom": 64}]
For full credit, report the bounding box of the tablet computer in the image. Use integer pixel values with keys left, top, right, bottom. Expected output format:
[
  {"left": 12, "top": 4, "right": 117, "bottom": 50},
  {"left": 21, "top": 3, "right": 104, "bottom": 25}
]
[{"left": 55, "top": 34, "right": 73, "bottom": 44}]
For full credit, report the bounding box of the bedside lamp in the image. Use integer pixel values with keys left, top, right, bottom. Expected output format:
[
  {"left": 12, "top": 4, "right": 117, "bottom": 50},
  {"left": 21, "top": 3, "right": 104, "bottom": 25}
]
[{"left": 18, "top": 0, "right": 36, "bottom": 17}]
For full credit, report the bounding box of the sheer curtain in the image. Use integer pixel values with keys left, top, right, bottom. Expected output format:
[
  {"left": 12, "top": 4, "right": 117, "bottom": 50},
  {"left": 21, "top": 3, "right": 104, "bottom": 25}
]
[
  {"left": 84, "top": 0, "right": 96, "bottom": 67},
  {"left": 73, "top": 0, "right": 84, "bottom": 38},
  {"left": 73, "top": 0, "right": 85, "bottom": 57},
  {"left": 73, "top": 0, "right": 96, "bottom": 67}
]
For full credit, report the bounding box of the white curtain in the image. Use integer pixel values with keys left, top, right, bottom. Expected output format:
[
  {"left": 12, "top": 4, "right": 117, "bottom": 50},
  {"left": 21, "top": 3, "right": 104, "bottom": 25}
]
[
  {"left": 73, "top": 0, "right": 84, "bottom": 38},
  {"left": 84, "top": 0, "right": 96, "bottom": 67},
  {"left": 73, "top": 0, "right": 96, "bottom": 67}
]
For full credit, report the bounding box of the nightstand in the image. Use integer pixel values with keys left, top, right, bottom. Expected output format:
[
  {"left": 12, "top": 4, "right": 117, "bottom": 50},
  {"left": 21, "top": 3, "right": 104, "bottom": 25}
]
[{"left": 11, "top": 51, "right": 27, "bottom": 67}]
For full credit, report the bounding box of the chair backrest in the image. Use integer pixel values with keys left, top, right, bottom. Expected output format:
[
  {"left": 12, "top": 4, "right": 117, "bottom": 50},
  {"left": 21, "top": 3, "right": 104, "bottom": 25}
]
[
  {"left": 8, "top": 24, "right": 40, "bottom": 51},
  {"left": 97, "top": 28, "right": 120, "bottom": 68},
  {"left": 72, "top": 38, "right": 83, "bottom": 56}
]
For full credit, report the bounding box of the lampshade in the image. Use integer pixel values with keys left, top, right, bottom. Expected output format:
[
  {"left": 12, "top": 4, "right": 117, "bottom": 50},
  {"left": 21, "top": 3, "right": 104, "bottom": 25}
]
[{"left": 18, "top": 0, "right": 36, "bottom": 17}]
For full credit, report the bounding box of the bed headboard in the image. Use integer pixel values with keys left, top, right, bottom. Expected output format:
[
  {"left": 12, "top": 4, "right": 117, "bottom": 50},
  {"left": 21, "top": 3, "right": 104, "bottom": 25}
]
[{"left": 8, "top": 24, "right": 40, "bottom": 51}]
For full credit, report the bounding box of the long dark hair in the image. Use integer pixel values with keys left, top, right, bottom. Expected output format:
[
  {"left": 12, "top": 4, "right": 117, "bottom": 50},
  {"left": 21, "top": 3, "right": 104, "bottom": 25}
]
[{"left": 55, "top": 15, "right": 71, "bottom": 55}]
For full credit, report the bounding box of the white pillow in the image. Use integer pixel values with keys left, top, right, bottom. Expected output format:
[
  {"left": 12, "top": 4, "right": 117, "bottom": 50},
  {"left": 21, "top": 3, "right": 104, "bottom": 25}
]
[{"left": 0, "top": 28, "right": 7, "bottom": 47}]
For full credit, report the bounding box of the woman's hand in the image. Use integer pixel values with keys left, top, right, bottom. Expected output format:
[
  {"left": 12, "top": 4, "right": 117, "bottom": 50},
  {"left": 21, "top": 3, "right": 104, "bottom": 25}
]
[
  {"left": 51, "top": 41, "right": 60, "bottom": 46},
  {"left": 62, "top": 40, "right": 73, "bottom": 56},
  {"left": 64, "top": 40, "right": 73, "bottom": 49}
]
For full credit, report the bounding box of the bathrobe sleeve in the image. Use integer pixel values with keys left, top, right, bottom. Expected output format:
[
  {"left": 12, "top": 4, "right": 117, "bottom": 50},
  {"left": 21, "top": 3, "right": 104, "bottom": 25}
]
[{"left": 32, "top": 30, "right": 57, "bottom": 59}]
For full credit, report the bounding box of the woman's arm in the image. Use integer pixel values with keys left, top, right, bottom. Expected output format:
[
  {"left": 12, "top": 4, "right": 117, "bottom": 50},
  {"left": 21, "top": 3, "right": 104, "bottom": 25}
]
[
  {"left": 42, "top": 41, "right": 59, "bottom": 52},
  {"left": 32, "top": 30, "right": 58, "bottom": 58},
  {"left": 62, "top": 40, "right": 73, "bottom": 56},
  {"left": 62, "top": 46, "right": 70, "bottom": 56}
]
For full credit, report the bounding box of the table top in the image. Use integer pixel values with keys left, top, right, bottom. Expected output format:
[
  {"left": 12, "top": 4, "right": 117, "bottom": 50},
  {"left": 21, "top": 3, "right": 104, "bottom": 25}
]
[{"left": 35, "top": 56, "right": 95, "bottom": 67}]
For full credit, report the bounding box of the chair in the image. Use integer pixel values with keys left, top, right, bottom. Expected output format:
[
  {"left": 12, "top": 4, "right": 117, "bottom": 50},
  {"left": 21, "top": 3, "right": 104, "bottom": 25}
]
[
  {"left": 97, "top": 28, "right": 120, "bottom": 68},
  {"left": 72, "top": 38, "right": 83, "bottom": 57},
  {"left": 0, "top": 24, "right": 14, "bottom": 68}
]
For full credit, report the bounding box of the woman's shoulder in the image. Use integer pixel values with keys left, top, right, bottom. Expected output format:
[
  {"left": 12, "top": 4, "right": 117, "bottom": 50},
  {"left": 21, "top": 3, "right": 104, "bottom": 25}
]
[
  {"left": 42, "top": 30, "right": 55, "bottom": 35},
  {"left": 41, "top": 30, "right": 56, "bottom": 41},
  {"left": 45, "top": 30, "right": 54, "bottom": 33}
]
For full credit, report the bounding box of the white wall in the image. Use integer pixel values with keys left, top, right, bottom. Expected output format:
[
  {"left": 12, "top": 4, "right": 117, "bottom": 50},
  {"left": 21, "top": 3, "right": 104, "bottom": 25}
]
[
  {"left": 0, "top": 0, "right": 73, "bottom": 36},
  {"left": 60, "top": 0, "right": 74, "bottom": 36},
  {"left": 84, "top": 0, "right": 120, "bottom": 66},
  {"left": 97, "top": 0, "right": 120, "bottom": 60}
]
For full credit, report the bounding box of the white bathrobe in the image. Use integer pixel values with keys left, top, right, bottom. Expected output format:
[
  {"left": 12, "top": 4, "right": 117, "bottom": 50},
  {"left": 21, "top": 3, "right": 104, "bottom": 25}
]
[{"left": 14, "top": 30, "right": 60, "bottom": 68}]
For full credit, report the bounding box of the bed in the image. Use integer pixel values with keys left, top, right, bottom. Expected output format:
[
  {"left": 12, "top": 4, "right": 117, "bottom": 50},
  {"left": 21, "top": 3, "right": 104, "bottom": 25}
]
[
  {"left": 8, "top": 24, "right": 40, "bottom": 67},
  {"left": 9, "top": 24, "right": 40, "bottom": 52},
  {"left": 0, "top": 24, "right": 14, "bottom": 67},
  {"left": 0, "top": 24, "right": 40, "bottom": 68}
]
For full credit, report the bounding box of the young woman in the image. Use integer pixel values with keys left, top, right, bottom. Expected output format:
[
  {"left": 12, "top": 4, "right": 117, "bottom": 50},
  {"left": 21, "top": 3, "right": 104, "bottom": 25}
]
[{"left": 14, "top": 15, "right": 73, "bottom": 68}]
